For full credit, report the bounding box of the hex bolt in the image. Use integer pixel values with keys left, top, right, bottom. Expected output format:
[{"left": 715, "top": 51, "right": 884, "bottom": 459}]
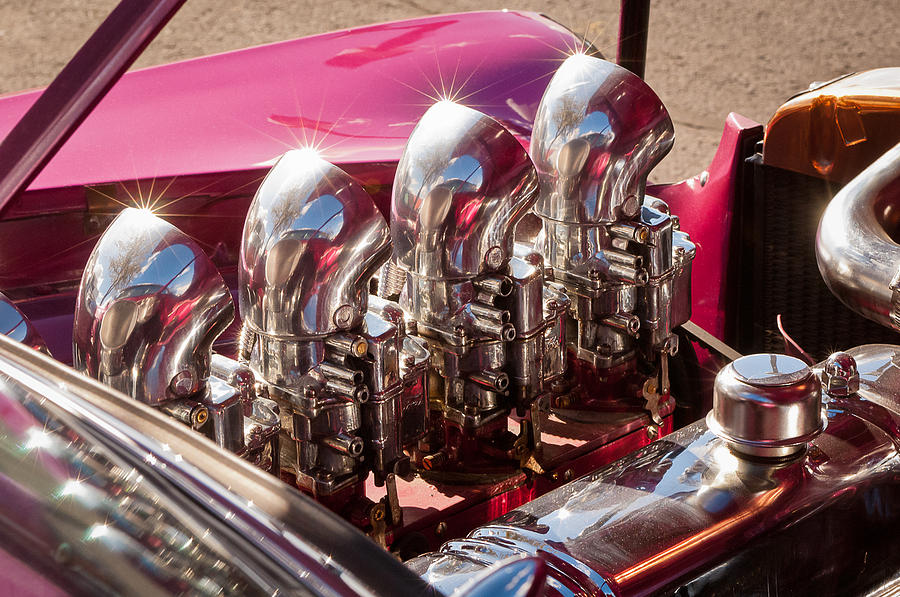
[
  {"left": 484, "top": 246, "right": 504, "bottom": 269},
  {"left": 170, "top": 369, "right": 197, "bottom": 397},
  {"left": 821, "top": 352, "right": 859, "bottom": 397}
]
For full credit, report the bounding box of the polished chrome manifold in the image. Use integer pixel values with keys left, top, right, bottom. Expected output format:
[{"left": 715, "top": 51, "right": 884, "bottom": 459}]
[
  {"left": 239, "top": 150, "right": 429, "bottom": 503},
  {"left": 390, "top": 101, "right": 568, "bottom": 472},
  {"left": 73, "top": 207, "right": 280, "bottom": 470},
  {"left": 527, "top": 54, "right": 695, "bottom": 417}
]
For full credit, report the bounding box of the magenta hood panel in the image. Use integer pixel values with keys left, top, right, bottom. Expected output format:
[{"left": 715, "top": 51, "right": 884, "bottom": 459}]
[{"left": 0, "top": 11, "right": 581, "bottom": 197}]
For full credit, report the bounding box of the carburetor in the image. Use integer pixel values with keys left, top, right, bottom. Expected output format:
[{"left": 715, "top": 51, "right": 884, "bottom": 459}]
[
  {"left": 73, "top": 208, "right": 280, "bottom": 471},
  {"left": 238, "top": 149, "right": 429, "bottom": 522},
  {"left": 389, "top": 101, "right": 568, "bottom": 475},
  {"left": 527, "top": 54, "right": 696, "bottom": 421}
]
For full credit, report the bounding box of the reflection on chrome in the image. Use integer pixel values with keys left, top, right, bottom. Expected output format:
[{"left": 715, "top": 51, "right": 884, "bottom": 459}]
[
  {"left": 816, "top": 140, "right": 900, "bottom": 331},
  {"left": 391, "top": 100, "right": 539, "bottom": 283},
  {"left": 238, "top": 149, "right": 427, "bottom": 513},
  {"left": 530, "top": 53, "right": 674, "bottom": 225},
  {"left": 0, "top": 290, "right": 49, "bottom": 354},
  {"left": 73, "top": 207, "right": 233, "bottom": 405},
  {"left": 0, "top": 332, "right": 432, "bottom": 597},
  {"left": 410, "top": 345, "right": 900, "bottom": 595},
  {"left": 388, "top": 100, "right": 567, "bottom": 475},
  {"left": 0, "top": 342, "right": 297, "bottom": 595},
  {"left": 522, "top": 53, "right": 693, "bottom": 421},
  {"left": 73, "top": 208, "right": 279, "bottom": 470},
  {"left": 240, "top": 148, "right": 390, "bottom": 341}
]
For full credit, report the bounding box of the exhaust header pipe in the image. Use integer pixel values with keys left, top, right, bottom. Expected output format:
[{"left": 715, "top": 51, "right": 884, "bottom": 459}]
[{"left": 816, "top": 141, "right": 900, "bottom": 331}]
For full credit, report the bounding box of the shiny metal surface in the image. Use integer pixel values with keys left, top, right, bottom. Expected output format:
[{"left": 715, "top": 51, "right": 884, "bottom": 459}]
[
  {"left": 524, "top": 52, "right": 692, "bottom": 422},
  {"left": 822, "top": 351, "right": 860, "bottom": 397},
  {"left": 0, "top": 291, "right": 49, "bottom": 354},
  {"left": 391, "top": 100, "right": 538, "bottom": 281},
  {"left": 73, "top": 207, "right": 234, "bottom": 406},
  {"left": 389, "top": 100, "right": 555, "bottom": 475},
  {"left": 708, "top": 353, "right": 824, "bottom": 458},
  {"left": 411, "top": 344, "right": 900, "bottom": 595},
  {"left": 816, "top": 140, "right": 900, "bottom": 331},
  {"left": 240, "top": 148, "right": 390, "bottom": 340},
  {"left": 0, "top": 333, "right": 435, "bottom": 597},
  {"left": 530, "top": 53, "right": 673, "bottom": 225}
]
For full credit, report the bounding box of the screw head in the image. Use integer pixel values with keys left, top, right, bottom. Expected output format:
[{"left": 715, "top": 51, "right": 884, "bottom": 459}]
[
  {"left": 485, "top": 246, "right": 504, "bottom": 270},
  {"left": 621, "top": 194, "right": 640, "bottom": 218},
  {"left": 170, "top": 370, "right": 197, "bottom": 397},
  {"left": 334, "top": 304, "right": 356, "bottom": 329}
]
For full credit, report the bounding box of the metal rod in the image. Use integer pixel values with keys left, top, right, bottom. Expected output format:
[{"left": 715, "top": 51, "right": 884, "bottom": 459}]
[
  {"left": 0, "top": 0, "right": 187, "bottom": 214},
  {"left": 617, "top": 0, "right": 651, "bottom": 79}
]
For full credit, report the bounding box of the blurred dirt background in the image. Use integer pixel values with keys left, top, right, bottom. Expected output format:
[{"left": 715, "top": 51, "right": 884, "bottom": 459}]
[{"left": 0, "top": 0, "right": 896, "bottom": 181}]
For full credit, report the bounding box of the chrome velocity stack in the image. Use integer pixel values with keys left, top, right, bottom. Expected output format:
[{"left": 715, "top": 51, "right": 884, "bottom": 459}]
[
  {"left": 0, "top": 290, "right": 49, "bottom": 354},
  {"left": 74, "top": 207, "right": 279, "bottom": 470},
  {"left": 239, "top": 149, "right": 428, "bottom": 527},
  {"left": 390, "top": 100, "right": 568, "bottom": 475},
  {"left": 528, "top": 53, "right": 695, "bottom": 421}
]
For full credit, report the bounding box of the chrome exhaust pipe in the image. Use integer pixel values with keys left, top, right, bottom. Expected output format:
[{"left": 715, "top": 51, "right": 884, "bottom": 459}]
[{"left": 816, "top": 141, "right": 900, "bottom": 331}]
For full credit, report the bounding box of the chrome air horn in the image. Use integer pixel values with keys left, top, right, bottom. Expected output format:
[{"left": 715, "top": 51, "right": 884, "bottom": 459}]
[
  {"left": 74, "top": 207, "right": 279, "bottom": 470},
  {"left": 239, "top": 149, "right": 429, "bottom": 528},
  {"left": 391, "top": 101, "right": 568, "bottom": 475}
]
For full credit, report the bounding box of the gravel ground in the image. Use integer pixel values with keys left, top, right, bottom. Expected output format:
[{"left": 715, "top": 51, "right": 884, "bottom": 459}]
[{"left": 0, "top": 1, "right": 896, "bottom": 181}]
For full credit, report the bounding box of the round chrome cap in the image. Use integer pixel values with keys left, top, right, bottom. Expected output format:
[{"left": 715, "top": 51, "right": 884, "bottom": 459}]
[{"left": 707, "top": 353, "right": 824, "bottom": 458}]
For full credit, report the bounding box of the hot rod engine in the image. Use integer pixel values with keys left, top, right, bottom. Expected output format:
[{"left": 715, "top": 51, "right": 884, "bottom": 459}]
[
  {"left": 8, "top": 52, "right": 696, "bottom": 552},
  {"left": 2, "top": 4, "right": 900, "bottom": 596}
]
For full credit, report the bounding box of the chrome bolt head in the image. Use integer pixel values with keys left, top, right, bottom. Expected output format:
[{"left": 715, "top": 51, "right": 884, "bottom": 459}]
[{"left": 821, "top": 352, "right": 859, "bottom": 397}]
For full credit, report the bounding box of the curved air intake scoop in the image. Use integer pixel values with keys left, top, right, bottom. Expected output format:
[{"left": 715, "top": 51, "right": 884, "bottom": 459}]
[
  {"left": 73, "top": 208, "right": 234, "bottom": 406},
  {"left": 391, "top": 100, "right": 539, "bottom": 280},
  {"left": 239, "top": 149, "right": 391, "bottom": 339},
  {"left": 530, "top": 53, "right": 674, "bottom": 224},
  {"left": 0, "top": 291, "right": 49, "bottom": 355}
]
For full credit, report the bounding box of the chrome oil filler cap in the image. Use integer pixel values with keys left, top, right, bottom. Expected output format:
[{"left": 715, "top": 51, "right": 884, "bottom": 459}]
[{"left": 707, "top": 353, "right": 824, "bottom": 458}]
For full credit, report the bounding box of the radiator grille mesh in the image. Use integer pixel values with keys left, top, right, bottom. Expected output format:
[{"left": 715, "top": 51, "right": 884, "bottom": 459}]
[{"left": 751, "top": 164, "right": 897, "bottom": 358}]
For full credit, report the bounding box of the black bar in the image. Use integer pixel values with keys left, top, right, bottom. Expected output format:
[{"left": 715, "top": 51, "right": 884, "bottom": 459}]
[
  {"left": 617, "top": 0, "right": 651, "bottom": 79},
  {"left": 0, "top": 0, "right": 187, "bottom": 215}
]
